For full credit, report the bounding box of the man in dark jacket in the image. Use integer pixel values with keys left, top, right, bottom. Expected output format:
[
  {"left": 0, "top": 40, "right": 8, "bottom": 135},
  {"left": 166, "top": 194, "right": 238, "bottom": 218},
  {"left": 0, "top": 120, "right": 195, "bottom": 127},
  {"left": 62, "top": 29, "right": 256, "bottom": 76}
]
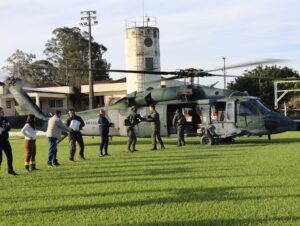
[
  {"left": 66, "top": 109, "right": 85, "bottom": 161},
  {"left": 98, "top": 109, "right": 113, "bottom": 156},
  {"left": 0, "top": 107, "right": 17, "bottom": 175},
  {"left": 147, "top": 105, "right": 165, "bottom": 150}
]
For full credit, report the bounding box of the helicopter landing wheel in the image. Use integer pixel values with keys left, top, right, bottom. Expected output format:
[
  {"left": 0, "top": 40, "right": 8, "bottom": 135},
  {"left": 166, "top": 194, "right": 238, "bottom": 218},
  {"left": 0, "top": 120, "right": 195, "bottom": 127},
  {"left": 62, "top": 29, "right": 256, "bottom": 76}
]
[{"left": 201, "top": 134, "right": 214, "bottom": 145}]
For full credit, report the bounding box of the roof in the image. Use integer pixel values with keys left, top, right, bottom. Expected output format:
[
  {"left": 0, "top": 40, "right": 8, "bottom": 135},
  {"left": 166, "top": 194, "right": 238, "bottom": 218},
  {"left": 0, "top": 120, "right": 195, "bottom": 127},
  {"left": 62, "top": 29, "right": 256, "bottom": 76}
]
[
  {"left": 36, "top": 81, "right": 66, "bottom": 88},
  {"left": 94, "top": 77, "right": 126, "bottom": 84}
]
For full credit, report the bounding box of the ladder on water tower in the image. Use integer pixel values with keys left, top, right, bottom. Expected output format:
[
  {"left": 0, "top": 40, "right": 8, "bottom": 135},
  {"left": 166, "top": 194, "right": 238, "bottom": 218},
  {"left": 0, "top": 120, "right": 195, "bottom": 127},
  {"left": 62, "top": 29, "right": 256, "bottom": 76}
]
[{"left": 135, "top": 29, "right": 145, "bottom": 92}]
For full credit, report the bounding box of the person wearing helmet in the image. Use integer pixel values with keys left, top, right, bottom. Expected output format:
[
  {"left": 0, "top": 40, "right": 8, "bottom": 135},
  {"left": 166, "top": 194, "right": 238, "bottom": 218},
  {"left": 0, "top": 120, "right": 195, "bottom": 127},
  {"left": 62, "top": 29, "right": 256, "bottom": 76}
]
[
  {"left": 173, "top": 109, "right": 186, "bottom": 146},
  {"left": 125, "top": 106, "right": 145, "bottom": 152}
]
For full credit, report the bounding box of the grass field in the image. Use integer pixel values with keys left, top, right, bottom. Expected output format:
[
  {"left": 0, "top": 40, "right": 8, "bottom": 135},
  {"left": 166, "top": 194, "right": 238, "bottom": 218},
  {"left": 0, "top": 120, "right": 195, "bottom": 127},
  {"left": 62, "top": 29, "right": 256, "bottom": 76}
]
[{"left": 0, "top": 132, "right": 300, "bottom": 226}]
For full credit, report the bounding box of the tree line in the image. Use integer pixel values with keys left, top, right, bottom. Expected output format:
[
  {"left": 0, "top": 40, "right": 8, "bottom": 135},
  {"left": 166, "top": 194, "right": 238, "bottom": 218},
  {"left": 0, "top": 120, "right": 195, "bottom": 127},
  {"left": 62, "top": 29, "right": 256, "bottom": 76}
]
[{"left": 2, "top": 27, "right": 111, "bottom": 89}]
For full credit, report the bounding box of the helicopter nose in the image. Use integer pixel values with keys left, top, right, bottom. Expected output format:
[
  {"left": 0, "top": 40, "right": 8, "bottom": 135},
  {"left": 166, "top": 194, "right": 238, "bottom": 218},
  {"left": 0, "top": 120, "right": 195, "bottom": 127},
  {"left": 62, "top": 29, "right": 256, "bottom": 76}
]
[{"left": 264, "top": 113, "right": 297, "bottom": 132}]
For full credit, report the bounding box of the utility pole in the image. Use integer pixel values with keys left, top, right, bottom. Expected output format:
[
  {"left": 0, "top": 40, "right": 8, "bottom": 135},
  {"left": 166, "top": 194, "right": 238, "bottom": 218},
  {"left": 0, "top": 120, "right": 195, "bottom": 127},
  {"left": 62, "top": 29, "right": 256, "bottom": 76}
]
[
  {"left": 80, "top": 10, "right": 98, "bottom": 109},
  {"left": 222, "top": 56, "right": 226, "bottom": 89}
]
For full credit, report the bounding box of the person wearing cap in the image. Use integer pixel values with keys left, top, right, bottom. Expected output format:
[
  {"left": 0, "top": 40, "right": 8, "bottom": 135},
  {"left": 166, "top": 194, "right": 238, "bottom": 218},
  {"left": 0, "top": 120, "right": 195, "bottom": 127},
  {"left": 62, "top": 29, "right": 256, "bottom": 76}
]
[
  {"left": 0, "top": 107, "right": 17, "bottom": 175},
  {"left": 46, "top": 110, "right": 69, "bottom": 167},
  {"left": 98, "top": 109, "right": 113, "bottom": 156},
  {"left": 147, "top": 105, "right": 165, "bottom": 150},
  {"left": 66, "top": 109, "right": 85, "bottom": 161},
  {"left": 125, "top": 106, "right": 145, "bottom": 152},
  {"left": 173, "top": 109, "right": 186, "bottom": 146}
]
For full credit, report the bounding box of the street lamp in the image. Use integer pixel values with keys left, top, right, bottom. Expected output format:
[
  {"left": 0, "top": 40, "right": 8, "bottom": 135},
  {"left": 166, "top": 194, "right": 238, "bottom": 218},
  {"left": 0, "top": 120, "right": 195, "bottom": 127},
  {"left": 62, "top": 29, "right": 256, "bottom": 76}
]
[
  {"left": 222, "top": 56, "right": 226, "bottom": 89},
  {"left": 80, "top": 10, "right": 98, "bottom": 109}
]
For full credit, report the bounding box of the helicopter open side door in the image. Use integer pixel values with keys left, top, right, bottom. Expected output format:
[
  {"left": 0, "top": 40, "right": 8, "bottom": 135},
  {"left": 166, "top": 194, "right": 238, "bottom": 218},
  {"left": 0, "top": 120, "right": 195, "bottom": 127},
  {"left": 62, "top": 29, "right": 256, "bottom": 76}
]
[{"left": 205, "top": 100, "right": 238, "bottom": 138}]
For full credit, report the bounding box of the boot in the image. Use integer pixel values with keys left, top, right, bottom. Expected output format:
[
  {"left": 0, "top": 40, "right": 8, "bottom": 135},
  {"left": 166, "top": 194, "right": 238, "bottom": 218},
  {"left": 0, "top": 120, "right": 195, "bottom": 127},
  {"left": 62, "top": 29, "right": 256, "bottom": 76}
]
[
  {"left": 8, "top": 170, "right": 17, "bottom": 176},
  {"left": 127, "top": 144, "right": 133, "bottom": 152},
  {"left": 132, "top": 144, "right": 138, "bottom": 152},
  {"left": 151, "top": 145, "right": 157, "bottom": 151},
  {"left": 25, "top": 165, "right": 30, "bottom": 173},
  {"left": 30, "top": 164, "right": 37, "bottom": 171}
]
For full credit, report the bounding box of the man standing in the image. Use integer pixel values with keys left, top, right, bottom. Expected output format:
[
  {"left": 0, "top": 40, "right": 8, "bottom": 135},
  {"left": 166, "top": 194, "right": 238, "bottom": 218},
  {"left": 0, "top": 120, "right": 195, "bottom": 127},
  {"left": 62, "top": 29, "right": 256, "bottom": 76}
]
[
  {"left": 66, "top": 109, "right": 85, "bottom": 161},
  {"left": 147, "top": 105, "right": 165, "bottom": 150},
  {"left": 46, "top": 110, "right": 69, "bottom": 167},
  {"left": 173, "top": 109, "right": 186, "bottom": 146},
  {"left": 0, "top": 107, "right": 17, "bottom": 175},
  {"left": 98, "top": 109, "right": 113, "bottom": 156},
  {"left": 125, "top": 106, "right": 144, "bottom": 152}
]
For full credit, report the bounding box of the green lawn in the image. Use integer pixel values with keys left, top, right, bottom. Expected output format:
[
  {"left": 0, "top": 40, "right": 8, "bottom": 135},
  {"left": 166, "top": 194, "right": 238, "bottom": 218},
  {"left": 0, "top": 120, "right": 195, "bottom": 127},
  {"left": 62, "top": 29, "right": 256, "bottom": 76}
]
[{"left": 0, "top": 132, "right": 300, "bottom": 226}]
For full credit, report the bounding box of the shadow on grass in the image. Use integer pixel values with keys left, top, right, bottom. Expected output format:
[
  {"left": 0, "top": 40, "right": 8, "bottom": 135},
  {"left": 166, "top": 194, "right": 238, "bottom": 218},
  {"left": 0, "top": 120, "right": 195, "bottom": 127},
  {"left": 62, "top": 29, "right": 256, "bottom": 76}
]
[
  {"left": 2, "top": 185, "right": 299, "bottom": 220},
  {"left": 123, "top": 217, "right": 300, "bottom": 226}
]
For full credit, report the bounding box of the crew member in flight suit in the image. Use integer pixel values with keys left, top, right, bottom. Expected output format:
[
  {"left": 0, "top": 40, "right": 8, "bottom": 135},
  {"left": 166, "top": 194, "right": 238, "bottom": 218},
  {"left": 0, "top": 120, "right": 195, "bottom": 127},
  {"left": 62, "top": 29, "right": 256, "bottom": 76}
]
[
  {"left": 125, "top": 106, "right": 145, "bottom": 152},
  {"left": 147, "top": 105, "right": 165, "bottom": 150},
  {"left": 173, "top": 109, "right": 186, "bottom": 146}
]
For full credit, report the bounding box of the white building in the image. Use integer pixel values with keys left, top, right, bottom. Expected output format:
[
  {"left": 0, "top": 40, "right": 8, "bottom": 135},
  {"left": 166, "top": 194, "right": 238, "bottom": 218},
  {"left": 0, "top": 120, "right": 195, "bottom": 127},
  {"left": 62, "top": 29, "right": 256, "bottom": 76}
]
[{"left": 0, "top": 81, "right": 73, "bottom": 116}]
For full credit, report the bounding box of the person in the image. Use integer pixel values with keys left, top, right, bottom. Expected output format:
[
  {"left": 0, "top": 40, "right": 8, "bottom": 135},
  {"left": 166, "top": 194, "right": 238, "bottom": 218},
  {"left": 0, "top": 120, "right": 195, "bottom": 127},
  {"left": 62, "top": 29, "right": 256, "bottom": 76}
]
[
  {"left": 147, "top": 105, "right": 165, "bottom": 150},
  {"left": 173, "top": 109, "right": 186, "bottom": 146},
  {"left": 20, "top": 114, "right": 37, "bottom": 172},
  {"left": 125, "top": 106, "right": 145, "bottom": 152},
  {"left": 46, "top": 110, "right": 69, "bottom": 167},
  {"left": 65, "top": 109, "right": 85, "bottom": 161},
  {"left": 0, "top": 107, "right": 17, "bottom": 175},
  {"left": 98, "top": 109, "right": 113, "bottom": 156}
]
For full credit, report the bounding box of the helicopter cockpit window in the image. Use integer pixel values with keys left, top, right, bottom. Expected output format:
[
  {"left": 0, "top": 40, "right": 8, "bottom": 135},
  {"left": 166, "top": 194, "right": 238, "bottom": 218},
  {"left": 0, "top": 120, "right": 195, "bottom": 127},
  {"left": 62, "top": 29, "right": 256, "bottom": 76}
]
[
  {"left": 255, "top": 99, "right": 271, "bottom": 114},
  {"left": 239, "top": 101, "right": 259, "bottom": 116}
]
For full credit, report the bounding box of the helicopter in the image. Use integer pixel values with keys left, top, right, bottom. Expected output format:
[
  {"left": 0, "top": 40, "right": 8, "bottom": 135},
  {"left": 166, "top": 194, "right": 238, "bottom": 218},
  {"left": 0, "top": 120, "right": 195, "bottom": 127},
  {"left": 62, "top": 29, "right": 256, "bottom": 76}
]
[{"left": 3, "top": 59, "right": 299, "bottom": 145}]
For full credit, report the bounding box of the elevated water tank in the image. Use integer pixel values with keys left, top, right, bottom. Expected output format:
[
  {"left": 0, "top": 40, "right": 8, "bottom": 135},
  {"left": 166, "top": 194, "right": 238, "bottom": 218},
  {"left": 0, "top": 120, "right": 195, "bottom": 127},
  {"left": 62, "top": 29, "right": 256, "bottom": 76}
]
[{"left": 125, "top": 17, "right": 161, "bottom": 93}]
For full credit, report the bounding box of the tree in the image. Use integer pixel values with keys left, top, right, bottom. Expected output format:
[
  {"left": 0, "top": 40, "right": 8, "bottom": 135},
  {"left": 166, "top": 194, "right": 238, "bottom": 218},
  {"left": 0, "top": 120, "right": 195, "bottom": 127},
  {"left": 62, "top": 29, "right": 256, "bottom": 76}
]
[
  {"left": 43, "top": 27, "right": 110, "bottom": 88},
  {"left": 21, "top": 60, "right": 57, "bottom": 84},
  {"left": 2, "top": 49, "right": 36, "bottom": 77},
  {"left": 227, "top": 65, "right": 300, "bottom": 107}
]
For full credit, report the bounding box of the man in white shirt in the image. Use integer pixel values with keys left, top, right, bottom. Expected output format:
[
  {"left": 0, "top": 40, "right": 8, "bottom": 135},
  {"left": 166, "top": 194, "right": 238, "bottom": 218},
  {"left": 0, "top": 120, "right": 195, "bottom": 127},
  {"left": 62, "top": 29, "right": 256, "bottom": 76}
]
[{"left": 46, "top": 110, "right": 69, "bottom": 167}]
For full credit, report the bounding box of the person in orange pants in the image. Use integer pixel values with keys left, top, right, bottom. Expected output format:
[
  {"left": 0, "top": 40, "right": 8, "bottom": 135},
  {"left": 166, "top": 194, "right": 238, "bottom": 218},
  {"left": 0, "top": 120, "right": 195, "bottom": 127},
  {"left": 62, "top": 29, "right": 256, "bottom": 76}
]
[{"left": 21, "top": 115, "right": 37, "bottom": 173}]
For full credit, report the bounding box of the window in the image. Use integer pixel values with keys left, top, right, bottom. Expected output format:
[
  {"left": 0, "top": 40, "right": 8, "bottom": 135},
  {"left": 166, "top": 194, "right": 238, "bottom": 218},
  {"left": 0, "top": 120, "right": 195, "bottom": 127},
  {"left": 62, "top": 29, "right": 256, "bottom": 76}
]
[
  {"left": 239, "top": 101, "right": 259, "bottom": 116},
  {"left": 255, "top": 99, "right": 271, "bottom": 114},
  {"left": 56, "top": 100, "right": 63, "bottom": 108},
  {"left": 6, "top": 101, "right": 11, "bottom": 109},
  {"left": 49, "top": 100, "right": 55, "bottom": 108},
  {"left": 226, "top": 103, "right": 234, "bottom": 121},
  {"left": 145, "top": 57, "right": 154, "bottom": 70},
  {"left": 49, "top": 99, "right": 63, "bottom": 108}
]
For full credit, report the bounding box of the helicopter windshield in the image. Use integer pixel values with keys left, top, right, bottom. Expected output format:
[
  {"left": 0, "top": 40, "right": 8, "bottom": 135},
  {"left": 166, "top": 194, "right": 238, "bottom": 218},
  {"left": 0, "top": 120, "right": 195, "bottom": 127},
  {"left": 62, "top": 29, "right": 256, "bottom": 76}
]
[
  {"left": 254, "top": 99, "right": 271, "bottom": 114},
  {"left": 239, "top": 99, "right": 271, "bottom": 116},
  {"left": 239, "top": 100, "right": 259, "bottom": 115}
]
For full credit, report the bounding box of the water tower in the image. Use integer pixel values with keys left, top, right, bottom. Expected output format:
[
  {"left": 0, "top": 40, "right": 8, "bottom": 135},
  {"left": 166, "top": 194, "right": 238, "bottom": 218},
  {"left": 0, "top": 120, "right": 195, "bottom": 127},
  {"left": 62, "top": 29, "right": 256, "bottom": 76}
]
[{"left": 125, "top": 17, "right": 161, "bottom": 93}]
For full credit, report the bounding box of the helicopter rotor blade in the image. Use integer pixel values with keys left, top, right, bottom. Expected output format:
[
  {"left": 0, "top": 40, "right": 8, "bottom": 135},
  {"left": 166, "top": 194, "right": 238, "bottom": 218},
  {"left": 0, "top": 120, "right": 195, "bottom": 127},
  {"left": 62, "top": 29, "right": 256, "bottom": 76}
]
[
  {"left": 106, "top": 69, "right": 178, "bottom": 75},
  {"left": 205, "top": 58, "right": 287, "bottom": 73}
]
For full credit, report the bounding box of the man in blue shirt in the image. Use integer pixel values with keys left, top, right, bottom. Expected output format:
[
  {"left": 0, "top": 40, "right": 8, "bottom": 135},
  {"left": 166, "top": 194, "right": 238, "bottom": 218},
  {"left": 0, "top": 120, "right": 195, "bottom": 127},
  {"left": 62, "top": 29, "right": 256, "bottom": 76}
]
[{"left": 98, "top": 109, "right": 113, "bottom": 156}]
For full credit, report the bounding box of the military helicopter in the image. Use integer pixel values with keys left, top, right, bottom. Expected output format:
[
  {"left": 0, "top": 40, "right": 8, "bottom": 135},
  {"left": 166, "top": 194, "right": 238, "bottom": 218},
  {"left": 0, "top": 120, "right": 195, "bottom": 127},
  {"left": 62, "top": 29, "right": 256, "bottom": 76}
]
[{"left": 4, "top": 59, "right": 298, "bottom": 145}]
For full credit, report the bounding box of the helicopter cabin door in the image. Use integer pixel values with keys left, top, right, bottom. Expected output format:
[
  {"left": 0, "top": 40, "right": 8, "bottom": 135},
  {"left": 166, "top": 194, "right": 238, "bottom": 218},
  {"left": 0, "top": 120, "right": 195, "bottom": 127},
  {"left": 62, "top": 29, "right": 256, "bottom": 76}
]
[{"left": 209, "top": 100, "right": 236, "bottom": 137}]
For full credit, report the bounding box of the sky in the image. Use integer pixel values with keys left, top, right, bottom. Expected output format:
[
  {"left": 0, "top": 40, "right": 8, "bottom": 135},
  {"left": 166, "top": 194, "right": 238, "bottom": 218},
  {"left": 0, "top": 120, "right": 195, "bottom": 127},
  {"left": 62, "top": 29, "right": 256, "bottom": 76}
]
[{"left": 0, "top": 0, "right": 299, "bottom": 88}]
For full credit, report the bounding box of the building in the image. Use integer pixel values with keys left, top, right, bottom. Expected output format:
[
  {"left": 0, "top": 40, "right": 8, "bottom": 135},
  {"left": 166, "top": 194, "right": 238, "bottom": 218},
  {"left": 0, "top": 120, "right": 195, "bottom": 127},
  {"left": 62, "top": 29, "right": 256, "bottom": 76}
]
[
  {"left": 0, "top": 81, "right": 73, "bottom": 116},
  {"left": 81, "top": 78, "right": 127, "bottom": 107}
]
